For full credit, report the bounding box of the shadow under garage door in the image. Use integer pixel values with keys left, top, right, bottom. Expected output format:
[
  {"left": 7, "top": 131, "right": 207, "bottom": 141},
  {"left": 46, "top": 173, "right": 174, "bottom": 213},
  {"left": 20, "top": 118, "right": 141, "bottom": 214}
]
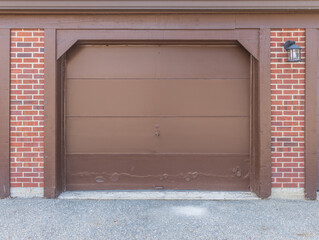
[{"left": 64, "top": 44, "right": 251, "bottom": 191}]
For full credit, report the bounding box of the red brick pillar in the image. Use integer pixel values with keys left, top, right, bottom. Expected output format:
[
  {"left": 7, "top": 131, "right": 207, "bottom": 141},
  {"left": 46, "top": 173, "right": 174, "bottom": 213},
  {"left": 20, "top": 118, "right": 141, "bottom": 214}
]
[
  {"left": 270, "top": 29, "right": 305, "bottom": 198},
  {"left": 10, "top": 29, "right": 45, "bottom": 197}
]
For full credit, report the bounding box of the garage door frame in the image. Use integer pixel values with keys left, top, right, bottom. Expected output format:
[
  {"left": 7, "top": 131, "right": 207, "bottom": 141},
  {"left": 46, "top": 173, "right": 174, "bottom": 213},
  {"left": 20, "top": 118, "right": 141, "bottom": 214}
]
[
  {"left": 306, "top": 29, "right": 318, "bottom": 199},
  {"left": 0, "top": 29, "right": 10, "bottom": 199},
  {"left": 44, "top": 28, "right": 272, "bottom": 198}
]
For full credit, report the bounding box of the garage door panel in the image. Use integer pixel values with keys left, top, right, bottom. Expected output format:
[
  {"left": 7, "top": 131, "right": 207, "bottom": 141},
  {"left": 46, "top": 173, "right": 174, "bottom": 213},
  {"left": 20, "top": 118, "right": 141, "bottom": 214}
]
[
  {"left": 66, "top": 117, "right": 157, "bottom": 154},
  {"left": 67, "top": 45, "right": 158, "bottom": 79},
  {"left": 66, "top": 117, "right": 249, "bottom": 154},
  {"left": 157, "top": 117, "right": 249, "bottom": 153},
  {"left": 156, "top": 46, "right": 250, "bottom": 79},
  {"left": 66, "top": 154, "right": 250, "bottom": 191},
  {"left": 66, "top": 79, "right": 250, "bottom": 116},
  {"left": 66, "top": 45, "right": 250, "bottom": 79}
]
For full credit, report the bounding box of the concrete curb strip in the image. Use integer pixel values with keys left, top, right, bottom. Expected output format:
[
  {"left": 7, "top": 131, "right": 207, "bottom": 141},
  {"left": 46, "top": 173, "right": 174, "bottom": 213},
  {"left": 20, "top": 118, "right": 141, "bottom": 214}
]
[
  {"left": 271, "top": 188, "right": 305, "bottom": 200},
  {"left": 10, "top": 187, "right": 44, "bottom": 198},
  {"left": 58, "top": 191, "right": 259, "bottom": 200}
]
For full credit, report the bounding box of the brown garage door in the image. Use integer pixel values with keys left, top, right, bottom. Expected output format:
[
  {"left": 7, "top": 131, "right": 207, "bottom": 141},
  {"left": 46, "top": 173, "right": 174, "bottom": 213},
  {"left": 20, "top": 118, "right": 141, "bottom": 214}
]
[{"left": 65, "top": 44, "right": 251, "bottom": 191}]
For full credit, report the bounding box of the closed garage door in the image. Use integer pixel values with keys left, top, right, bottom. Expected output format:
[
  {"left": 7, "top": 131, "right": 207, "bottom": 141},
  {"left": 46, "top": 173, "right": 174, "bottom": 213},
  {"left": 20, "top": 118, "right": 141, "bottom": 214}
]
[{"left": 65, "top": 44, "right": 251, "bottom": 191}]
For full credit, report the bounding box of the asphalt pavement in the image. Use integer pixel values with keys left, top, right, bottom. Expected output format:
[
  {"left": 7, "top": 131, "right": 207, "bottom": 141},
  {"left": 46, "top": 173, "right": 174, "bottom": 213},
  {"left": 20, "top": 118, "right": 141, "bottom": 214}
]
[{"left": 0, "top": 198, "right": 319, "bottom": 240}]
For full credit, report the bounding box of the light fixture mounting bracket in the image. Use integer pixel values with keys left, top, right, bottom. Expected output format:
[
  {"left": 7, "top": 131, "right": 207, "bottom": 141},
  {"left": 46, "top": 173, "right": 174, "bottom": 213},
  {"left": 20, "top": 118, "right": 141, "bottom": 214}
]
[{"left": 284, "top": 40, "right": 295, "bottom": 50}]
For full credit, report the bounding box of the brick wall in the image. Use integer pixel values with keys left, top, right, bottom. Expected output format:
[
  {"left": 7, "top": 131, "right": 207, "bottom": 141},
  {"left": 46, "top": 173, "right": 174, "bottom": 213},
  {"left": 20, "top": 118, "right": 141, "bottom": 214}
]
[
  {"left": 8, "top": 28, "right": 307, "bottom": 196},
  {"left": 10, "top": 29, "right": 45, "bottom": 191},
  {"left": 270, "top": 29, "right": 305, "bottom": 189}
]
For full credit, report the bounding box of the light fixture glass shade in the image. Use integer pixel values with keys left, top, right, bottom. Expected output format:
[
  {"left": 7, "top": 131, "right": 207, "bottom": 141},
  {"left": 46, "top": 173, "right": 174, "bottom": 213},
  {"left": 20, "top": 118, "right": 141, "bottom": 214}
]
[
  {"left": 284, "top": 41, "right": 302, "bottom": 62},
  {"left": 287, "top": 48, "right": 301, "bottom": 62}
]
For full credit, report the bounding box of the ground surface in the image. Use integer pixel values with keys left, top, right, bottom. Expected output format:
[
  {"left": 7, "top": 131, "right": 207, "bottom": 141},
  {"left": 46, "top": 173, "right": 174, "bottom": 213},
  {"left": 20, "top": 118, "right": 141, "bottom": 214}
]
[{"left": 0, "top": 198, "right": 319, "bottom": 240}]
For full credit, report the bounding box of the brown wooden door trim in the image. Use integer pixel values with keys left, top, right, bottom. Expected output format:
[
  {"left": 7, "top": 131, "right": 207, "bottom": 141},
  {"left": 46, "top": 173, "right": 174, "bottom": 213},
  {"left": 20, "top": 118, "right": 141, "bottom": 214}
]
[
  {"left": 305, "top": 29, "right": 318, "bottom": 200},
  {"left": 44, "top": 28, "right": 59, "bottom": 198},
  {"left": 1, "top": 14, "right": 319, "bottom": 29},
  {"left": 44, "top": 27, "right": 272, "bottom": 198},
  {"left": 56, "top": 29, "right": 259, "bottom": 60},
  {"left": 0, "top": 28, "right": 10, "bottom": 199},
  {"left": 256, "top": 28, "right": 272, "bottom": 198},
  {"left": 238, "top": 39, "right": 259, "bottom": 60}
]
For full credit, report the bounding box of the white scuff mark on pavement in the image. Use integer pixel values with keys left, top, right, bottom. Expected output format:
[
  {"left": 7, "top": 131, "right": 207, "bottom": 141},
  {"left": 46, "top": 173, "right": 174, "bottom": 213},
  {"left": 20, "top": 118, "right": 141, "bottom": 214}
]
[{"left": 171, "top": 206, "right": 208, "bottom": 217}]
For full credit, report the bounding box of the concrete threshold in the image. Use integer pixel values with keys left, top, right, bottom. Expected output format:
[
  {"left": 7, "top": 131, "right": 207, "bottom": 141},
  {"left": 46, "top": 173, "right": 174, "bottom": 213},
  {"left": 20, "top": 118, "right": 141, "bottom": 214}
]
[{"left": 58, "top": 190, "right": 259, "bottom": 200}]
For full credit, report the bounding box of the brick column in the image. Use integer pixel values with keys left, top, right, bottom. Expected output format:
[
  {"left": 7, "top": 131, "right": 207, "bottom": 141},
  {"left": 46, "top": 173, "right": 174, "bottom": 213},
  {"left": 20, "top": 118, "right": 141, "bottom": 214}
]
[
  {"left": 10, "top": 29, "right": 45, "bottom": 197},
  {"left": 270, "top": 29, "right": 305, "bottom": 198}
]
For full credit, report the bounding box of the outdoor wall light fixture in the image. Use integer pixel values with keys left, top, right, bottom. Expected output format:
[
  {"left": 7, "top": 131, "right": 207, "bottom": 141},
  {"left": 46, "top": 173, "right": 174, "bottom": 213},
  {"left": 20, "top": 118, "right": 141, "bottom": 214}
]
[{"left": 284, "top": 40, "right": 302, "bottom": 62}]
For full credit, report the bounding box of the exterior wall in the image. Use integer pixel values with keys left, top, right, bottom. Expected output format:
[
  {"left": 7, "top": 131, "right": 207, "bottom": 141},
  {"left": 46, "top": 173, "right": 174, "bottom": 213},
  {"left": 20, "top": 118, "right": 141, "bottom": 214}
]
[
  {"left": 270, "top": 29, "right": 306, "bottom": 198},
  {"left": 8, "top": 27, "right": 307, "bottom": 198},
  {"left": 10, "top": 29, "right": 44, "bottom": 197}
]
